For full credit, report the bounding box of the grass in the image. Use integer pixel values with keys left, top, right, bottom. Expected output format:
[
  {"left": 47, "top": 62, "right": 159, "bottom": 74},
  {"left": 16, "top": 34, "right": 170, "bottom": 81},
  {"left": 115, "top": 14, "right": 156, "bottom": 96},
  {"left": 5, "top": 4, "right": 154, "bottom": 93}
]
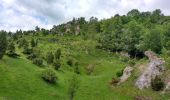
[{"left": 0, "top": 35, "right": 169, "bottom": 100}]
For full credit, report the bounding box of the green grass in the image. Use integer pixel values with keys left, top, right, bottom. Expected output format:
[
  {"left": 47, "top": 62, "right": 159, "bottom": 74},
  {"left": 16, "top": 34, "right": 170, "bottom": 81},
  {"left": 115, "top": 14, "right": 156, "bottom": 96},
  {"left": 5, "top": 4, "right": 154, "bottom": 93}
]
[{"left": 0, "top": 35, "right": 169, "bottom": 100}]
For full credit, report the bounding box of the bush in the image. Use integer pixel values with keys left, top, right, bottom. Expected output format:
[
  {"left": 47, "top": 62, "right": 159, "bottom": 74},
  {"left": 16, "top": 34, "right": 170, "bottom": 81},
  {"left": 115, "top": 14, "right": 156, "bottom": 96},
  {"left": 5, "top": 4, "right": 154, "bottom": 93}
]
[
  {"left": 53, "top": 60, "right": 61, "bottom": 70},
  {"left": 151, "top": 76, "right": 165, "bottom": 91},
  {"left": 46, "top": 52, "right": 54, "bottom": 64},
  {"left": 120, "top": 57, "right": 129, "bottom": 62},
  {"left": 67, "top": 58, "right": 74, "bottom": 66},
  {"left": 128, "top": 59, "right": 136, "bottom": 66},
  {"left": 6, "top": 51, "right": 19, "bottom": 58},
  {"left": 109, "top": 77, "right": 120, "bottom": 85},
  {"left": 27, "top": 53, "right": 37, "bottom": 60},
  {"left": 74, "top": 62, "right": 80, "bottom": 74},
  {"left": 23, "top": 48, "right": 33, "bottom": 55},
  {"left": 55, "top": 48, "right": 61, "bottom": 59},
  {"left": 41, "top": 68, "right": 57, "bottom": 84},
  {"left": 33, "top": 58, "right": 43, "bottom": 66},
  {"left": 116, "top": 69, "right": 123, "bottom": 77}
]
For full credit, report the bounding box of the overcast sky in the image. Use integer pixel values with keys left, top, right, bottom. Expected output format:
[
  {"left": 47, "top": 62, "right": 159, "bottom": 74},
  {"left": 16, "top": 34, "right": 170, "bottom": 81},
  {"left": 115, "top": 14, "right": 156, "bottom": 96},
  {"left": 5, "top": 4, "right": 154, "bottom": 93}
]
[{"left": 0, "top": 0, "right": 170, "bottom": 32}]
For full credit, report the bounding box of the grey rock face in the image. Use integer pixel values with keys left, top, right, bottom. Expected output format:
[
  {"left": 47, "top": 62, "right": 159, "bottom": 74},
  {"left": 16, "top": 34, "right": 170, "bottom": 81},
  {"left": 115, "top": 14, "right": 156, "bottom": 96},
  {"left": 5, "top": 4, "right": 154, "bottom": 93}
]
[
  {"left": 119, "top": 66, "right": 133, "bottom": 84},
  {"left": 135, "top": 51, "right": 165, "bottom": 89}
]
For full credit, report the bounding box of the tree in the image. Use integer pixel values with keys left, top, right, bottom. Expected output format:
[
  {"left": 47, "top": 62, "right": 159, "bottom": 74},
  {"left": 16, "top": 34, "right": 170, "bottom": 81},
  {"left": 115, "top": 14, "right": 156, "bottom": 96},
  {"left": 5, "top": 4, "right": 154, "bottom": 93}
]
[
  {"left": 122, "top": 21, "right": 143, "bottom": 56},
  {"left": 46, "top": 52, "right": 54, "bottom": 64},
  {"left": 151, "top": 9, "right": 163, "bottom": 23},
  {"left": 127, "top": 9, "right": 140, "bottom": 20},
  {"left": 138, "top": 28, "right": 163, "bottom": 53},
  {"left": 7, "top": 42, "right": 18, "bottom": 57},
  {"left": 35, "top": 26, "right": 40, "bottom": 32},
  {"left": 0, "top": 31, "right": 7, "bottom": 59}
]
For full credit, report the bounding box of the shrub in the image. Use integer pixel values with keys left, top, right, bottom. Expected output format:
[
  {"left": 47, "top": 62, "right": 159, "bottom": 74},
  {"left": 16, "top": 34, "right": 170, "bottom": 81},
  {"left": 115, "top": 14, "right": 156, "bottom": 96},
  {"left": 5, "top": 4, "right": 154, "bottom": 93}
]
[
  {"left": 27, "top": 53, "right": 37, "bottom": 60},
  {"left": 55, "top": 48, "right": 61, "bottom": 59},
  {"left": 74, "top": 62, "right": 80, "bottom": 74},
  {"left": 33, "top": 58, "right": 43, "bottom": 67},
  {"left": 53, "top": 60, "right": 61, "bottom": 70},
  {"left": 120, "top": 57, "right": 129, "bottom": 62},
  {"left": 67, "top": 58, "right": 74, "bottom": 66},
  {"left": 41, "top": 68, "right": 57, "bottom": 84},
  {"left": 116, "top": 69, "right": 123, "bottom": 77},
  {"left": 31, "top": 38, "right": 36, "bottom": 48},
  {"left": 23, "top": 48, "right": 33, "bottom": 55},
  {"left": 128, "top": 59, "right": 136, "bottom": 66},
  {"left": 109, "top": 77, "right": 120, "bottom": 85},
  {"left": 46, "top": 52, "right": 54, "bottom": 64},
  {"left": 151, "top": 76, "right": 165, "bottom": 91}
]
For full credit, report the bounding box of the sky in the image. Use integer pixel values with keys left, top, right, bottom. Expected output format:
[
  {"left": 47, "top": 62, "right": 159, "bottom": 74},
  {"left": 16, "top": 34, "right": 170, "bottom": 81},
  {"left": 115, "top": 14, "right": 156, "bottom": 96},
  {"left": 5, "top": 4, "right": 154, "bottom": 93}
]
[{"left": 0, "top": 0, "right": 170, "bottom": 32}]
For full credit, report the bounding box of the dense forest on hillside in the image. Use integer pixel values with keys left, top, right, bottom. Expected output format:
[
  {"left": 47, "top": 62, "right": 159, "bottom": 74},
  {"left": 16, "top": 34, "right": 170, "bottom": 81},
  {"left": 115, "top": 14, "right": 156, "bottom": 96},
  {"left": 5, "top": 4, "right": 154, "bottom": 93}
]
[{"left": 0, "top": 9, "right": 170, "bottom": 100}]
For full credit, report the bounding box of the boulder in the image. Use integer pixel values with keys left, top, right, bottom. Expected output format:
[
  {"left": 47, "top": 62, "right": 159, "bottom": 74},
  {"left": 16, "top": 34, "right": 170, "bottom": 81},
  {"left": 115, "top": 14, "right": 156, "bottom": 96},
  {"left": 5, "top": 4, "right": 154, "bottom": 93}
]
[
  {"left": 119, "top": 66, "right": 134, "bottom": 84},
  {"left": 135, "top": 51, "right": 165, "bottom": 89}
]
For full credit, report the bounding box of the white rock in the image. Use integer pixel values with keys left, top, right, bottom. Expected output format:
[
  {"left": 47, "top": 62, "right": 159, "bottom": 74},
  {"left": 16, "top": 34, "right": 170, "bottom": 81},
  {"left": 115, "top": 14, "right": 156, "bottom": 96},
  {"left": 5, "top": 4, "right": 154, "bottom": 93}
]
[
  {"left": 119, "top": 66, "right": 133, "bottom": 84},
  {"left": 135, "top": 51, "right": 165, "bottom": 89}
]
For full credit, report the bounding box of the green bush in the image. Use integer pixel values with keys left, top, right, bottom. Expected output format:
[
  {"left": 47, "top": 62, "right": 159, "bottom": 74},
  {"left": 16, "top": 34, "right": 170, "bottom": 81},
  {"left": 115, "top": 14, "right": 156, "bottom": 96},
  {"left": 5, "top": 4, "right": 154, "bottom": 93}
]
[
  {"left": 53, "top": 60, "right": 61, "bottom": 70},
  {"left": 151, "top": 76, "right": 165, "bottom": 91},
  {"left": 67, "top": 58, "right": 74, "bottom": 66},
  {"left": 46, "top": 52, "right": 54, "bottom": 64},
  {"left": 116, "top": 69, "right": 123, "bottom": 77},
  {"left": 74, "top": 62, "right": 80, "bottom": 74},
  {"left": 55, "top": 48, "right": 61, "bottom": 59},
  {"left": 33, "top": 58, "right": 43, "bottom": 67},
  {"left": 27, "top": 53, "right": 37, "bottom": 60},
  {"left": 128, "top": 59, "right": 136, "bottom": 66},
  {"left": 41, "top": 68, "right": 57, "bottom": 84}
]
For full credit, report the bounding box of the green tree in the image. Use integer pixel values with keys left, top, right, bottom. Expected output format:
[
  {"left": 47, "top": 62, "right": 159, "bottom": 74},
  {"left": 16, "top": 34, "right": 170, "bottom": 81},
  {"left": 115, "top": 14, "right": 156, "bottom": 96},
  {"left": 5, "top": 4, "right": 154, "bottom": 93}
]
[
  {"left": 138, "top": 28, "right": 163, "bottom": 53},
  {"left": 122, "top": 21, "right": 143, "bottom": 56},
  {"left": 0, "top": 31, "right": 7, "bottom": 59},
  {"left": 127, "top": 9, "right": 140, "bottom": 20},
  {"left": 7, "top": 42, "right": 17, "bottom": 57}
]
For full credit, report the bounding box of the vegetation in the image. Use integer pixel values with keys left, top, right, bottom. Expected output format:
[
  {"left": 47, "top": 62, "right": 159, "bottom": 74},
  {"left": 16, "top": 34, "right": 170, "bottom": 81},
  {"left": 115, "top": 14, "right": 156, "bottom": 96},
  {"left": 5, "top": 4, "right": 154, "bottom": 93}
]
[
  {"left": 151, "top": 76, "right": 165, "bottom": 91},
  {"left": 0, "top": 31, "right": 7, "bottom": 59},
  {"left": 41, "top": 68, "right": 57, "bottom": 84},
  {"left": 0, "top": 9, "right": 170, "bottom": 100}
]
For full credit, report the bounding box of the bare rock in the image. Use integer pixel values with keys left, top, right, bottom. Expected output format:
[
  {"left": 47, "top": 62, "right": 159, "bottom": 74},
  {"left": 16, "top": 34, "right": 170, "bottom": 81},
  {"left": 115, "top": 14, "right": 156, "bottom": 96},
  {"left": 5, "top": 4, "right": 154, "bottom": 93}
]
[
  {"left": 119, "top": 66, "right": 134, "bottom": 84},
  {"left": 135, "top": 51, "right": 165, "bottom": 89}
]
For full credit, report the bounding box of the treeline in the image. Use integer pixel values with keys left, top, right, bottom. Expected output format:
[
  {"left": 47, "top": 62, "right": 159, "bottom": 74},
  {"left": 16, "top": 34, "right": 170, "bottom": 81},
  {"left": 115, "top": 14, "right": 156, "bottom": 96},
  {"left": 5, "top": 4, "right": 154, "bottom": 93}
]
[
  {"left": 1, "top": 9, "right": 170, "bottom": 59},
  {"left": 98, "top": 9, "right": 170, "bottom": 57}
]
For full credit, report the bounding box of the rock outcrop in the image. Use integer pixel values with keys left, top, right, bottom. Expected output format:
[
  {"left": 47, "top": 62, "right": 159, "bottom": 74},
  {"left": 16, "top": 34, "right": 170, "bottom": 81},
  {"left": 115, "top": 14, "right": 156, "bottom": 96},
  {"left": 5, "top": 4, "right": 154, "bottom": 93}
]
[
  {"left": 119, "top": 66, "right": 134, "bottom": 84},
  {"left": 135, "top": 51, "right": 165, "bottom": 89}
]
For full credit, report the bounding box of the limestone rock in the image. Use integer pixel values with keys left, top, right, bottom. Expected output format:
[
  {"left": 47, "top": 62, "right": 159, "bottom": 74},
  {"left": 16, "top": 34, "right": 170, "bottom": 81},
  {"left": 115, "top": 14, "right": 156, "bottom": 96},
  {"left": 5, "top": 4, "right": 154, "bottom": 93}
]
[
  {"left": 135, "top": 51, "right": 165, "bottom": 89},
  {"left": 119, "top": 66, "right": 134, "bottom": 84}
]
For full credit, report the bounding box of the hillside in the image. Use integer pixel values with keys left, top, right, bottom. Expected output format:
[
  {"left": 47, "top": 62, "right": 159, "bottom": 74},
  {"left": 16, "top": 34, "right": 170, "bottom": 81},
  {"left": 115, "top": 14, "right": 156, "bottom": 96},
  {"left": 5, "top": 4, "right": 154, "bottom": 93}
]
[
  {"left": 0, "top": 35, "right": 169, "bottom": 100},
  {"left": 0, "top": 9, "right": 170, "bottom": 100}
]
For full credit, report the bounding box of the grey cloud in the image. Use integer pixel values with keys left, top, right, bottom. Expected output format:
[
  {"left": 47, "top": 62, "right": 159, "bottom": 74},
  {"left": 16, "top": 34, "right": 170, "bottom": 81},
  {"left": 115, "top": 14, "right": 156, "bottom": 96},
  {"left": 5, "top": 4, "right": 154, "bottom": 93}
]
[{"left": 0, "top": 0, "right": 170, "bottom": 32}]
